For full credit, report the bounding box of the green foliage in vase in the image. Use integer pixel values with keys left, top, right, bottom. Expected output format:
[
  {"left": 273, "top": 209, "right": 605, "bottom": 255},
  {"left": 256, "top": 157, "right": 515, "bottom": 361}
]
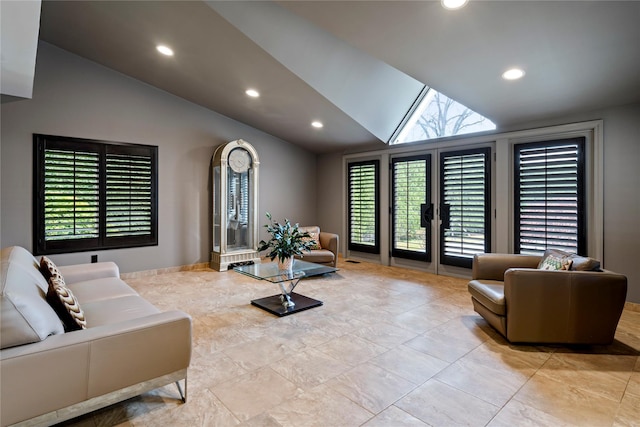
[{"left": 257, "top": 212, "right": 317, "bottom": 262}]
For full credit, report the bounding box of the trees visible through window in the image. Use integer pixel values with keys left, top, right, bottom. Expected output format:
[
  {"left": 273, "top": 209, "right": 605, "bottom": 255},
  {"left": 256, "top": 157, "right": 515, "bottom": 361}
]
[
  {"left": 34, "top": 134, "right": 158, "bottom": 255},
  {"left": 514, "top": 137, "right": 585, "bottom": 255},
  {"left": 391, "top": 155, "right": 432, "bottom": 261},
  {"left": 348, "top": 160, "right": 379, "bottom": 254},
  {"left": 391, "top": 89, "right": 496, "bottom": 144}
]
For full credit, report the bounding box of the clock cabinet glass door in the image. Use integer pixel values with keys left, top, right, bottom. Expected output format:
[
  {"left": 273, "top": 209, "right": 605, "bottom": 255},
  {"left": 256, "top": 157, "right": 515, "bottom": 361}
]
[{"left": 226, "top": 148, "right": 252, "bottom": 250}]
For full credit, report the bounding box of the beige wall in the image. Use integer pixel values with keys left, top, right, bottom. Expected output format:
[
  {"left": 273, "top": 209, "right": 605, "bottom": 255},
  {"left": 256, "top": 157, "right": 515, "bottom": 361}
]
[
  {"left": 599, "top": 104, "right": 640, "bottom": 303},
  {"left": 0, "top": 42, "right": 317, "bottom": 273},
  {"left": 317, "top": 103, "right": 640, "bottom": 304},
  {"left": 316, "top": 151, "right": 343, "bottom": 237}
]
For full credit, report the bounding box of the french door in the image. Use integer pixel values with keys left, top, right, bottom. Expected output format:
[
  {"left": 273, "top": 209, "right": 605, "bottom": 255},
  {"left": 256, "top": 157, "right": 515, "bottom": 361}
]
[
  {"left": 440, "top": 148, "right": 491, "bottom": 268},
  {"left": 391, "top": 154, "right": 432, "bottom": 262},
  {"left": 390, "top": 147, "right": 491, "bottom": 270}
]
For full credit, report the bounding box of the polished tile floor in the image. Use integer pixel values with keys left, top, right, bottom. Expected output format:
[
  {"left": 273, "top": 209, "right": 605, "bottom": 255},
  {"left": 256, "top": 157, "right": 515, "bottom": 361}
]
[{"left": 61, "top": 259, "right": 640, "bottom": 426}]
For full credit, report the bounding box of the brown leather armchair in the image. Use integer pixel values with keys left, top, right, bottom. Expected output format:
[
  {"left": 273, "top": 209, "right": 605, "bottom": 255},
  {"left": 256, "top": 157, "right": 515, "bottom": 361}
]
[
  {"left": 468, "top": 253, "right": 627, "bottom": 344},
  {"left": 294, "top": 226, "right": 339, "bottom": 267}
]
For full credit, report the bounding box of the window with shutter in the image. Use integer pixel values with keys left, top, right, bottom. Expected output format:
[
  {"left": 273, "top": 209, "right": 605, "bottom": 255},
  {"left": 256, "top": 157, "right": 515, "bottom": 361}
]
[
  {"left": 105, "top": 149, "right": 154, "bottom": 240},
  {"left": 348, "top": 160, "right": 379, "bottom": 253},
  {"left": 43, "top": 148, "right": 100, "bottom": 243},
  {"left": 440, "top": 148, "right": 491, "bottom": 268},
  {"left": 514, "top": 137, "right": 585, "bottom": 255},
  {"left": 34, "top": 134, "right": 158, "bottom": 254}
]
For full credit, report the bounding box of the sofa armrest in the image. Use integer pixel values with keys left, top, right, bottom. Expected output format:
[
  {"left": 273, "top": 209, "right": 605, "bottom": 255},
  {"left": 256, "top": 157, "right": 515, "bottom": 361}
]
[
  {"left": 472, "top": 253, "right": 541, "bottom": 280},
  {"left": 503, "top": 269, "right": 627, "bottom": 343},
  {"left": 0, "top": 310, "right": 191, "bottom": 426},
  {"left": 58, "top": 261, "right": 120, "bottom": 284},
  {"left": 319, "top": 232, "right": 339, "bottom": 258}
]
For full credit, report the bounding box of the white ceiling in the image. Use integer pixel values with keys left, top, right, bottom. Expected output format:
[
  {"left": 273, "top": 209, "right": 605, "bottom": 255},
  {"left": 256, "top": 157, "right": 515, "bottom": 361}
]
[
  {"left": 0, "top": 0, "right": 41, "bottom": 99},
  {"left": 36, "top": 1, "right": 640, "bottom": 153}
]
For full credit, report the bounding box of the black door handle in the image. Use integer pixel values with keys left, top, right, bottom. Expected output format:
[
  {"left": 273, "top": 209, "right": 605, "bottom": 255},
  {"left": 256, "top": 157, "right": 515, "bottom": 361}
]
[
  {"left": 441, "top": 203, "right": 451, "bottom": 229},
  {"left": 420, "top": 203, "right": 433, "bottom": 227}
]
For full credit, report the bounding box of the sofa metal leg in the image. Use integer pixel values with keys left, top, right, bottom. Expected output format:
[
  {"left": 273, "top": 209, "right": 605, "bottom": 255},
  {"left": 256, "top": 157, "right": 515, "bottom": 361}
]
[{"left": 175, "top": 378, "right": 187, "bottom": 403}]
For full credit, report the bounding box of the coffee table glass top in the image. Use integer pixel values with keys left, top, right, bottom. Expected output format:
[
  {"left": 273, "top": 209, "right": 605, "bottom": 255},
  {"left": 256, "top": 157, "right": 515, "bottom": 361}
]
[{"left": 234, "top": 259, "right": 337, "bottom": 283}]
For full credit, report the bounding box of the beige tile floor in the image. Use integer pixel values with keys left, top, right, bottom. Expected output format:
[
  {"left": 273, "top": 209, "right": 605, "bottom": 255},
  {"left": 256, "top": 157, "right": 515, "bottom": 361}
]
[{"left": 60, "top": 259, "right": 640, "bottom": 426}]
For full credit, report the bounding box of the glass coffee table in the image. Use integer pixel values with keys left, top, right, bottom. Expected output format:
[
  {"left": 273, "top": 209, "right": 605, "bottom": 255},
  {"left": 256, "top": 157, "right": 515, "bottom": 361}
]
[{"left": 234, "top": 259, "right": 337, "bottom": 316}]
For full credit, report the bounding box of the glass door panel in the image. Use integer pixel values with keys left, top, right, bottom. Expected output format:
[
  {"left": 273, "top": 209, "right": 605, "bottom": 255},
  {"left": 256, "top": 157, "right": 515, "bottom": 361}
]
[{"left": 391, "top": 154, "right": 432, "bottom": 261}]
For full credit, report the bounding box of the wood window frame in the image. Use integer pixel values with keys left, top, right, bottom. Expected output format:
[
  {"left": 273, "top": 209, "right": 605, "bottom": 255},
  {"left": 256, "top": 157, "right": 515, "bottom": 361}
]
[
  {"left": 33, "top": 134, "right": 158, "bottom": 255},
  {"left": 514, "top": 137, "right": 586, "bottom": 255}
]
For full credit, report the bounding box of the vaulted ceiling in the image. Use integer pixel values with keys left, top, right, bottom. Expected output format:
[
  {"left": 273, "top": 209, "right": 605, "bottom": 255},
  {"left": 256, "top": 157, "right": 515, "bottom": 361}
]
[{"left": 34, "top": 1, "right": 640, "bottom": 153}]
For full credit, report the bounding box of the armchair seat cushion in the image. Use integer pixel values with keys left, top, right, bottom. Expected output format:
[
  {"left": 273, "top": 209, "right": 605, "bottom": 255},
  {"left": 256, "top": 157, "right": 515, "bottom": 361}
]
[
  {"left": 298, "top": 249, "right": 335, "bottom": 265},
  {"left": 468, "top": 280, "right": 505, "bottom": 316}
]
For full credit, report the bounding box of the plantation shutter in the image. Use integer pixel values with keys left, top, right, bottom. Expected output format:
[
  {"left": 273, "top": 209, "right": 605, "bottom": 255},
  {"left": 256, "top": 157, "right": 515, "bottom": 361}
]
[
  {"left": 514, "top": 138, "right": 585, "bottom": 255},
  {"left": 348, "top": 160, "right": 379, "bottom": 253},
  {"left": 34, "top": 134, "right": 157, "bottom": 255},
  {"left": 440, "top": 148, "right": 490, "bottom": 268},
  {"left": 105, "top": 148, "right": 154, "bottom": 240},
  {"left": 43, "top": 147, "right": 100, "bottom": 245}
]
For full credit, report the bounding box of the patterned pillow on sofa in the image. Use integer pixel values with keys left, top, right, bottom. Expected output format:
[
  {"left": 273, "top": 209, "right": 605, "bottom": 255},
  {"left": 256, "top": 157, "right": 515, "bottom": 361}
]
[
  {"left": 40, "top": 256, "right": 64, "bottom": 282},
  {"left": 46, "top": 276, "right": 87, "bottom": 331}
]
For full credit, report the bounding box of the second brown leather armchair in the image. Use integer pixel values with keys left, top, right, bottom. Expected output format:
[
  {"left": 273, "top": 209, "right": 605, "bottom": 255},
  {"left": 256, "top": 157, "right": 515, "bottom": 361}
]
[
  {"left": 294, "top": 226, "right": 339, "bottom": 268},
  {"left": 468, "top": 253, "right": 627, "bottom": 344}
]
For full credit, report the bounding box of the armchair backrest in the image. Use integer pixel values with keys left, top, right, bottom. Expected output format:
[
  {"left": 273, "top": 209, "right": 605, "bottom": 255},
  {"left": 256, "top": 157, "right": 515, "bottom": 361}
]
[
  {"left": 504, "top": 268, "right": 627, "bottom": 343},
  {"left": 472, "top": 253, "right": 540, "bottom": 281}
]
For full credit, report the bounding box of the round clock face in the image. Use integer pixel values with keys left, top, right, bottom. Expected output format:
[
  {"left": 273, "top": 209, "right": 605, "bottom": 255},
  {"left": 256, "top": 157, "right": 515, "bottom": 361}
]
[{"left": 229, "top": 149, "right": 251, "bottom": 173}]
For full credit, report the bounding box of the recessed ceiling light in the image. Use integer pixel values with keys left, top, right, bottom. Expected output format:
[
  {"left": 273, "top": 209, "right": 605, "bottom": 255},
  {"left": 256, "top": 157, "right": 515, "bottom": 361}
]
[
  {"left": 311, "top": 121, "right": 323, "bottom": 129},
  {"left": 441, "top": 0, "right": 469, "bottom": 10},
  {"left": 156, "top": 45, "right": 174, "bottom": 56},
  {"left": 245, "top": 89, "right": 260, "bottom": 98},
  {"left": 502, "top": 68, "right": 525, "bottom": 80}
]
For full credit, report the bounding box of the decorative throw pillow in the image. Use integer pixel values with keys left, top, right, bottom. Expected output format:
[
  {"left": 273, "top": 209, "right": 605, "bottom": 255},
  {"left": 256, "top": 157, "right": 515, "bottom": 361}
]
[
  {"left": 46, "top": 276, "right": 87, "bottom": 331},
  {"left": 537, "top": 249, "right": 601, "bottom": 271},
  {"left": 569, "top": 256, "right": 601, "bottom": 271},
  {"left": 538, "top": 254, "right": 573, "bottom": 270},
  {"left": 40, "top": 256, "right": 64, "bottom": 282},
  {"left": 302, "top": 232, "right": 322, "bottom": 250}
]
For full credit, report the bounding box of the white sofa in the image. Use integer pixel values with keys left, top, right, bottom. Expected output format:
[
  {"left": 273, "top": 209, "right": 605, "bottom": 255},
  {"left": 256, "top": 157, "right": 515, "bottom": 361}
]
[{"left": 0, "top": 246, "right": 192, "bottom": 427}]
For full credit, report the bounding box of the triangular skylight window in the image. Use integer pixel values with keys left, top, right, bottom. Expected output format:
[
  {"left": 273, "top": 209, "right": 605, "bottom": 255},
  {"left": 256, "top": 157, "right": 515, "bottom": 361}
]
[{"left": 391, "top": 88, "right": 496, "bottom": 144}]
